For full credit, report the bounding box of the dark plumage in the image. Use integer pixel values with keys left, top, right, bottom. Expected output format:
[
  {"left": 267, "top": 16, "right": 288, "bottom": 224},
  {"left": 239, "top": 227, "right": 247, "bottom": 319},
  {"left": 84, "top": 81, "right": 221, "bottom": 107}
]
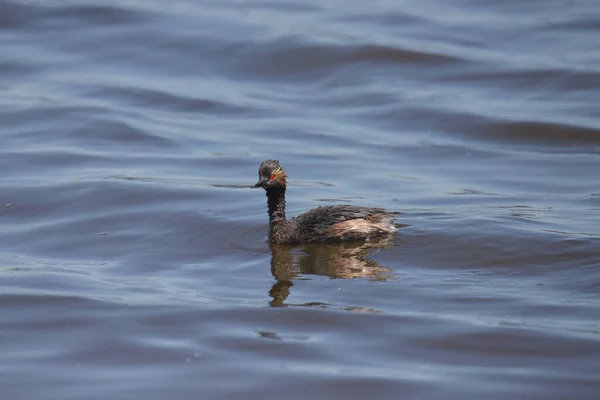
[{"left": 253, "top": 160, "right": 397, "bottom": 244}]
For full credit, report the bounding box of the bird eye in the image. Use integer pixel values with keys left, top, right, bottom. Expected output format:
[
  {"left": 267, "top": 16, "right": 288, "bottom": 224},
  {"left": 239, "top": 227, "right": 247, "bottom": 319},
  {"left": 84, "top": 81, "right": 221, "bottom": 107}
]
[{"left": 269, "top": 173, "right": 275, "bottom": 180}]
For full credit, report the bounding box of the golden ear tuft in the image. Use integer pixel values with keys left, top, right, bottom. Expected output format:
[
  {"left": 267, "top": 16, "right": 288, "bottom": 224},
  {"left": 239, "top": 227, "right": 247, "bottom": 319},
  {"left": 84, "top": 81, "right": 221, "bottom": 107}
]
[{"left": 272, "top": 166, "right": 287, "bottom": 182}]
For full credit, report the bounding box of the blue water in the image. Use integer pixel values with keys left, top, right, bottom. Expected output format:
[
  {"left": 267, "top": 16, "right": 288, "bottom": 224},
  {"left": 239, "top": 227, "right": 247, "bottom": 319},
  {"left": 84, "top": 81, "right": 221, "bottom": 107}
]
[{"left": 1, "top": 0, "right": 599, "bottom": 399}]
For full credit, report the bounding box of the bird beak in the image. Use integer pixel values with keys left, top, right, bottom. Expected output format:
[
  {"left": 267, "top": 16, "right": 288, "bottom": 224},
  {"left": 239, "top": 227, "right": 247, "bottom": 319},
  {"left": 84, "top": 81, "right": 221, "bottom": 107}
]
[{"left": 252, "top": 179, "right": 265, "bottom": 188}]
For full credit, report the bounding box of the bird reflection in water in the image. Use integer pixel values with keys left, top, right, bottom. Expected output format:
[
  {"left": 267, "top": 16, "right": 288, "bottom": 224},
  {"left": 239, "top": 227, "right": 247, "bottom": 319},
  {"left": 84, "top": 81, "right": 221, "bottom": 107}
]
[{"left": 268, "top": 236, "right": 395, "bottom": 307}]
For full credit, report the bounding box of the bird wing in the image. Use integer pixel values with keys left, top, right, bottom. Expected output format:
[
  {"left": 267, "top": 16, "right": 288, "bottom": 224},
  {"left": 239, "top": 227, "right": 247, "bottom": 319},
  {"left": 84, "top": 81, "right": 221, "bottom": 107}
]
[{"left": 291, "top": 205, "right": 391, "bottom": 241}]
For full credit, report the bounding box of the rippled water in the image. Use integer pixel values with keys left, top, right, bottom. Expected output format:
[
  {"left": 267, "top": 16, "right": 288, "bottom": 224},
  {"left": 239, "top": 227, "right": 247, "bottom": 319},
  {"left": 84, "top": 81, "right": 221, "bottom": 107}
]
[{"left": 2, "top": 0, "right": 599, "bottom": 398}]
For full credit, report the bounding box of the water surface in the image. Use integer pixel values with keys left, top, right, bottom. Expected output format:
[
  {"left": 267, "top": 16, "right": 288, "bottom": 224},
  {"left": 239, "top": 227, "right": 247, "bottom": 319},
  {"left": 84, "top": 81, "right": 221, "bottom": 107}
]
[{"left": 1, "top": 0, "right": 599, "bottom": 399}]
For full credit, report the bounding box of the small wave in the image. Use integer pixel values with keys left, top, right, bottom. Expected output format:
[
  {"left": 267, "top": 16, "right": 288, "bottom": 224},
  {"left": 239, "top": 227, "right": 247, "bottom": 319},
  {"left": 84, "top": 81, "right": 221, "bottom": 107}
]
[
  {"left": 415, "top": 107, "right": 600, "bottom": 153},
  {"left": 473, "top": 119, "right": 600, "bottom": 151},
  {"left": 234, "top": 39, "right": 462, "bottom": 81},
  {"left": 83, "top": 84, "right": 260, "bottom": 116}
]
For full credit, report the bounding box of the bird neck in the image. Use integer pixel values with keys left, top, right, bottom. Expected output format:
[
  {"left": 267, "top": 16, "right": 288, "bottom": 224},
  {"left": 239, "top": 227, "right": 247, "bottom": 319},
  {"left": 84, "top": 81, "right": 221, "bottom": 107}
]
[{"left": 266, "top": 187, "right": 288, "bottom": 238}]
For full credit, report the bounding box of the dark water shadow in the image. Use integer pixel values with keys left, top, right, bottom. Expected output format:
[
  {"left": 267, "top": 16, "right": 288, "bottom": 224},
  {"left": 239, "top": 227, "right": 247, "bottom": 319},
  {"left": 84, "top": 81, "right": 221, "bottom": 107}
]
[{"left": 268, "top": 236, "right": 395, "bottom": 307}]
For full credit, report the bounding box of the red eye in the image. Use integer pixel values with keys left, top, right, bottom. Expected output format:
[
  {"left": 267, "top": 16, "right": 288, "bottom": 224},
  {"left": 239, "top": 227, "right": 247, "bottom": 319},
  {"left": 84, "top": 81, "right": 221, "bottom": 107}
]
[{"left": 269, "top": 174, "right": 275, "bottom": 180}]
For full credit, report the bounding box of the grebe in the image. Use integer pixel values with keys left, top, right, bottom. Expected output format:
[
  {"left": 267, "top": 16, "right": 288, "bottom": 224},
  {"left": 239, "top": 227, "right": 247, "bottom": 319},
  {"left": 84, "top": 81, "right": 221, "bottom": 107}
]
[{"left": 253, "top": 160, "right": 397, "bottom": 244}]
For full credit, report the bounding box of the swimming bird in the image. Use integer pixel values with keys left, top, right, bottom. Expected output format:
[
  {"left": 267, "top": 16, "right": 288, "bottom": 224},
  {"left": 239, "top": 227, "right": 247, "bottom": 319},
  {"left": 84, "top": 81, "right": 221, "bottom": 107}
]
[{"left": 253, "top": 159, "right": 397, "bottom": 244}]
